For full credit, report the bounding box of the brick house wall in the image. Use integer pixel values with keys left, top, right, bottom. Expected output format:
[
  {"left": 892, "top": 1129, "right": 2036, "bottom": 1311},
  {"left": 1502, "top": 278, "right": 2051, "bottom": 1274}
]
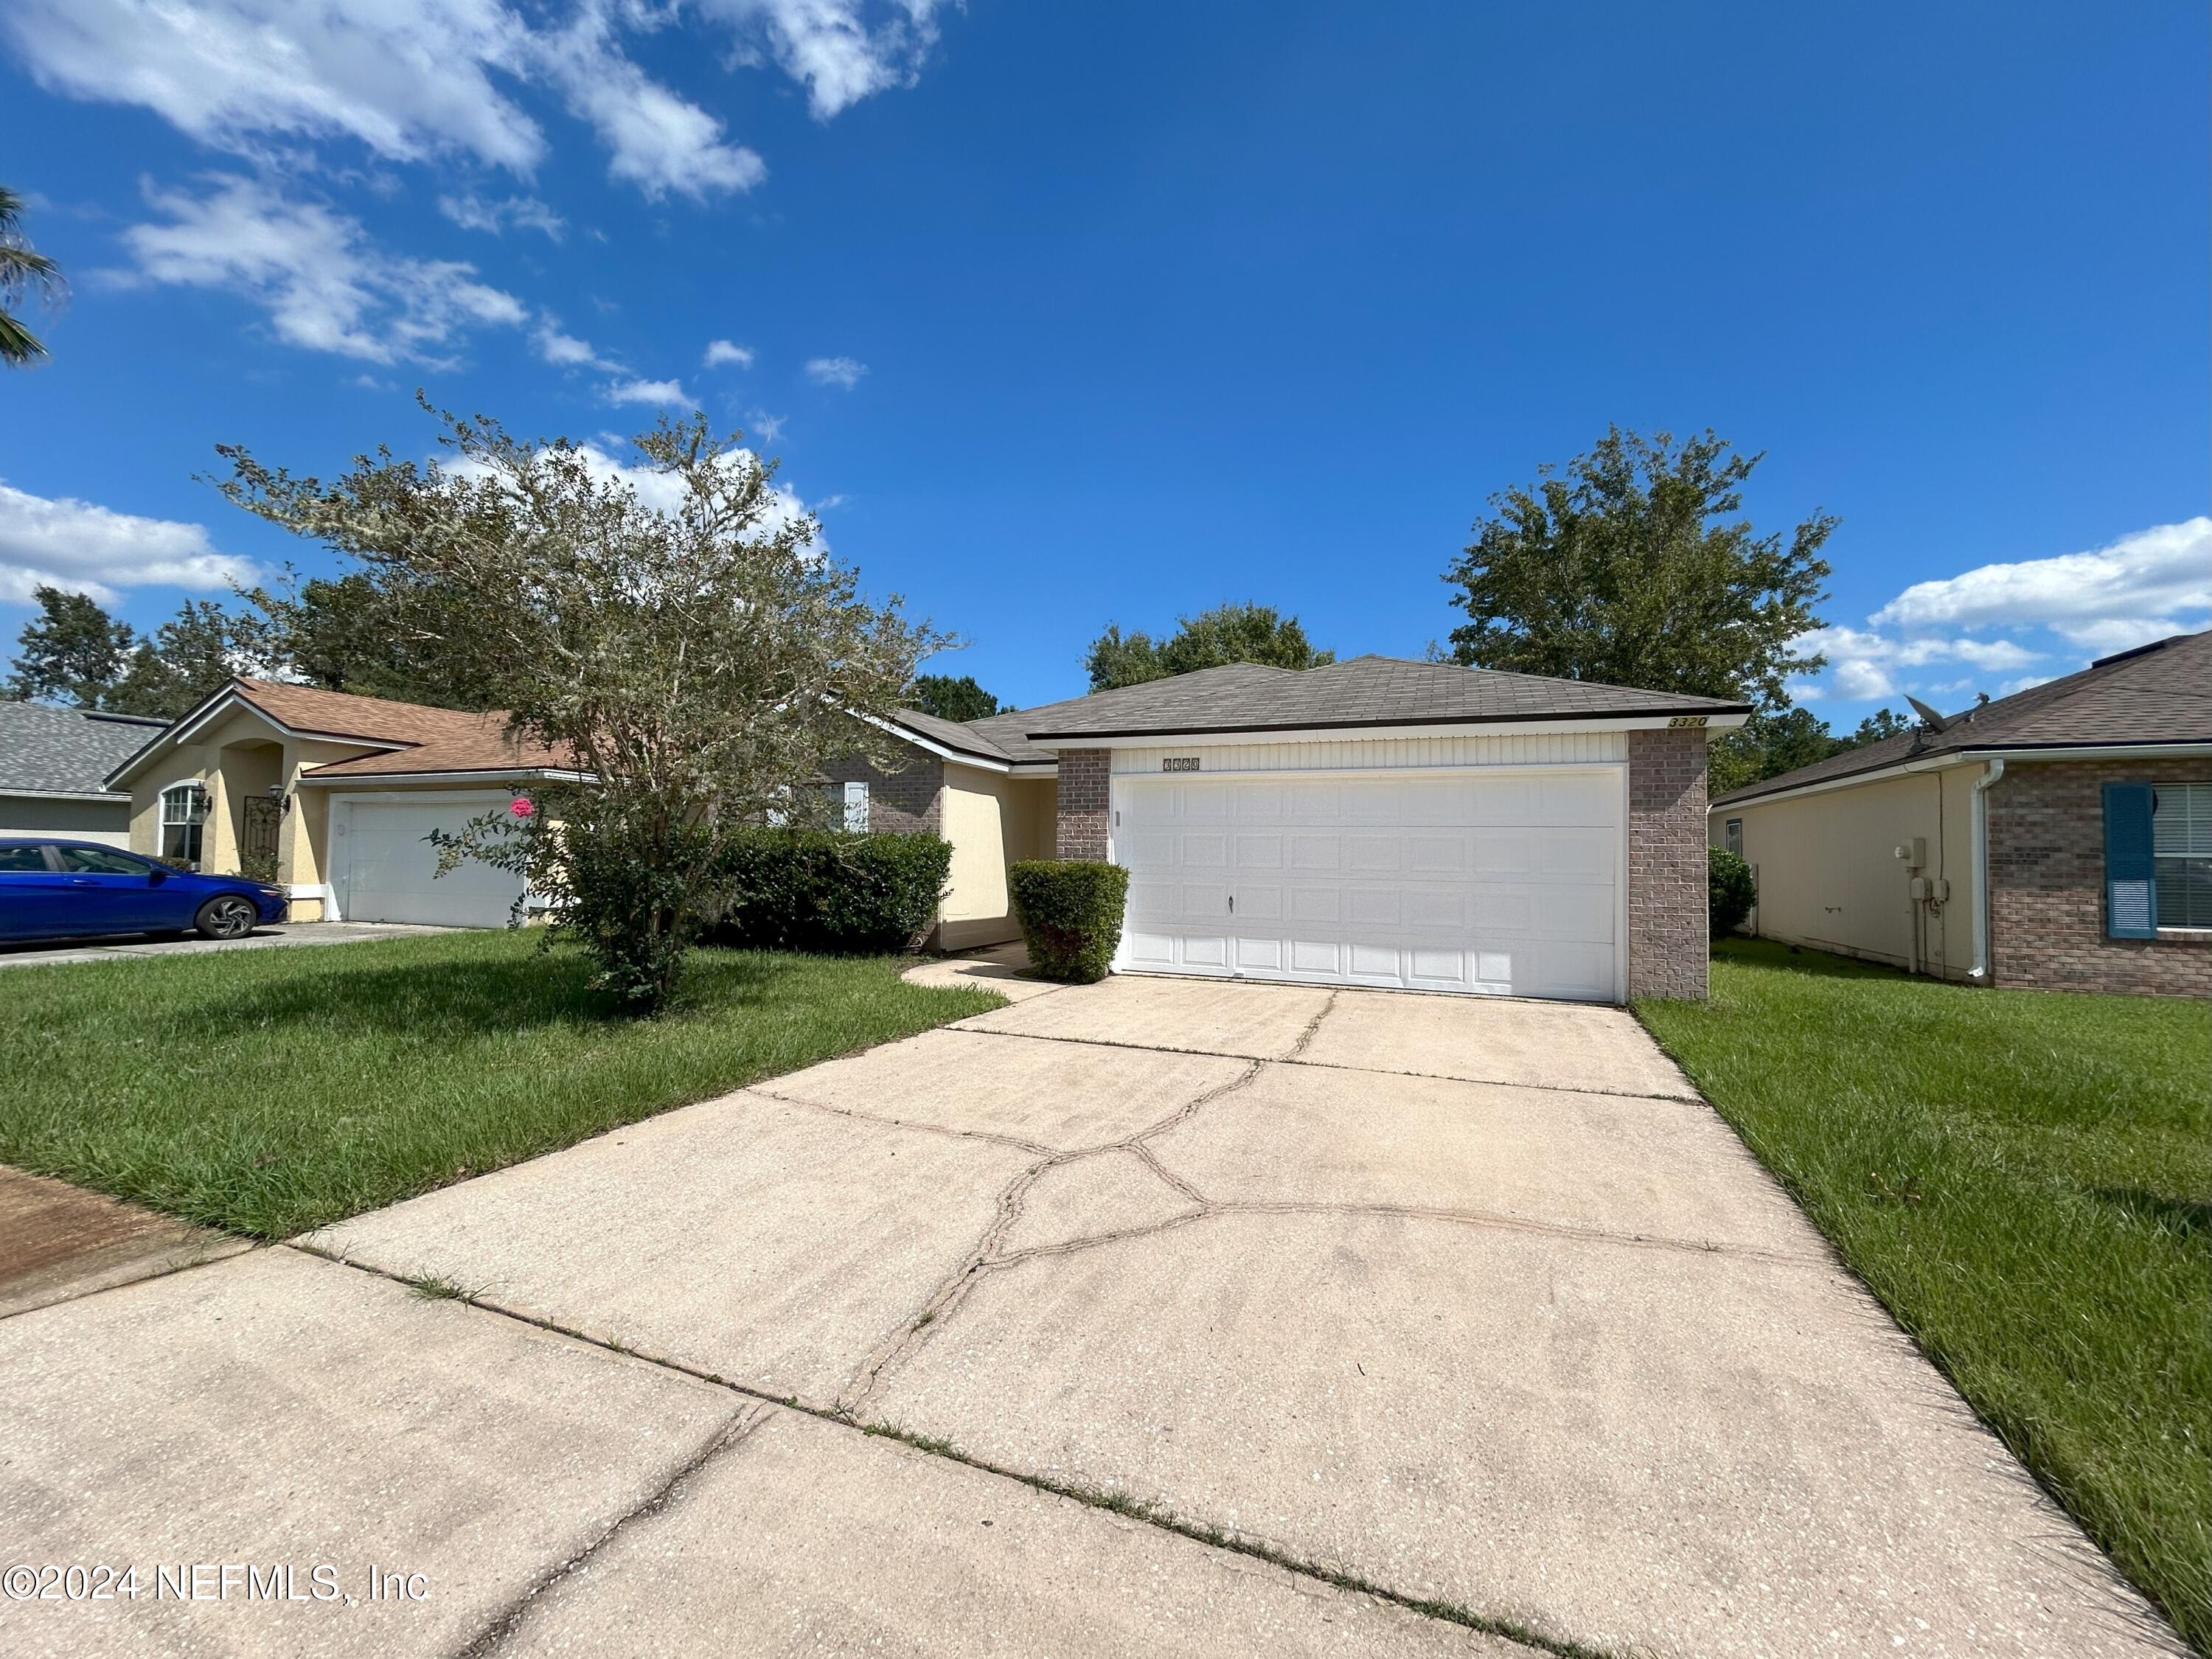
[
  {"left": 1627, "top": 728, "right": 1711, "bottom": 1000},
  {"left": 1054, "top": 748, "right": 1110, "bottom": 859},
  {"left": 821, "top": 751, "right": 942, "bottom": 835},
  {"left": 1988, "top": 759, "right": 2212, "bottom": 996}
]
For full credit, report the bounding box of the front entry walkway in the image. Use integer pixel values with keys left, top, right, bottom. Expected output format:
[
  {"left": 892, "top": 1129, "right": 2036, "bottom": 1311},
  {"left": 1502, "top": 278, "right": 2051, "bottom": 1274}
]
[{"left": 0, "top": 967, "right": 2180, "bottom": 1658}]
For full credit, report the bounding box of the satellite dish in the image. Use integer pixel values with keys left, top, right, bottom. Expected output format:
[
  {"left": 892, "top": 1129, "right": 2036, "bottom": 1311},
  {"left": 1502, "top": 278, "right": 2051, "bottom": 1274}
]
[{"left": 1905, "top": 695, "right": 1950, "bottom": 733}]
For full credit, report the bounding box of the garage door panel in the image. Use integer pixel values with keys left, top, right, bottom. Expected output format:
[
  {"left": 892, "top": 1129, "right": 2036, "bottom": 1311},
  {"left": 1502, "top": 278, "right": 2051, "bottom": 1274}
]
[
  {"left": 341, "top": 797, "right": 525, "bottom": 928},
  {"left": 1113, "top": 771, "right": 1622, "bottom": 1003},
  {"left": 1345, "top": 835, "right": 1402, "bottom": 872},
  {"left": 1539, "top": 827, "right": 1615, "bottom": 877},
  {"left": 1234, "top": 833, "right": 1283, "bottom": 868}
]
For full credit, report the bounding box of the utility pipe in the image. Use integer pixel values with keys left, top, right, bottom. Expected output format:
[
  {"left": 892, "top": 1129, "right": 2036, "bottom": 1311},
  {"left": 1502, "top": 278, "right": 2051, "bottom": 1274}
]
[{"left": 1967, "top": 758, "right": 2006, "bottom": 983}]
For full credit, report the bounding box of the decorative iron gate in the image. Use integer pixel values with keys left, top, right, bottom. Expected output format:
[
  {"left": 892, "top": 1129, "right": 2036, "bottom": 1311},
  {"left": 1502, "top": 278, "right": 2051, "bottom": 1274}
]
[{"left": 239, "top": 795, "right": 283, "bottom": 883}]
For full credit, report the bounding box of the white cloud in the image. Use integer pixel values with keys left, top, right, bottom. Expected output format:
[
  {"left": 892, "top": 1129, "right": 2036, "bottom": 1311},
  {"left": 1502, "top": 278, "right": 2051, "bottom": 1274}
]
[
  {"left": 2, "top": 0, "right": 546, "bottom": 173},
  {"left": 119, "top": 175, "right": 526, "bottom": 364},
  {"left": 533, "top": 313, "right": 619, "bottom": 372},
  {"left": 804, "top": 355, "right": 867, "bottom": 388},
  {"left": 700, "top": 0, "right": 950, "bottom": 119},
  {"left": 535, "top": 7, "right": 766, "bottom": 201},
  {"left": 437, "top": 191, "right": 565, "bottom": 239},
  {"left": 746, "top": 409, "right": 787, "bottom": 444},
  {"left": 605, "top": 376, "right": 693, "bottom": 406},
  {"left": 703, "top": 338, "right": 755, "bottom": 369},
  {"left": 0, "top": 481, "right": 257, "bottom": 605},
  {"left": 3, "top": 0, "right": 945, "bottom": 204},
  {"left": 1870, "top": 518, "right": 2211, "bottom": 646},
  {"left": 1798, "top": 517, "right": 2210, "bottom": 710}
]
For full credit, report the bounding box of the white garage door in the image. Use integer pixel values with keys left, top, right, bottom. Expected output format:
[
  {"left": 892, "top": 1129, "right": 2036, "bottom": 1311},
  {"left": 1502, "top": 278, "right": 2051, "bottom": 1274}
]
[
  {"left": 1114, "top": 768, "right": 1624, "bottom": 1002},
  {"left": 336, "top": 794, "right": 527, "bottom": 928}
]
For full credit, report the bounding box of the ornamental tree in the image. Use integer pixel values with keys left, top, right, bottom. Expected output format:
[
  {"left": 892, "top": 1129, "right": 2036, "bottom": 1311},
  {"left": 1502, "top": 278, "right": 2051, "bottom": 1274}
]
[{"left": 213, "top": 400, "right": 947, "bottom": 1011}]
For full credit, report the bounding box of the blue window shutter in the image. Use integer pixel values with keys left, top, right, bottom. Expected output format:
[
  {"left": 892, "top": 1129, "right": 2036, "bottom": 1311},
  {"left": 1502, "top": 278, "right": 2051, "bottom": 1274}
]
[{"left": 2102, "top": 782, "right": 2157, "bottom": 939}]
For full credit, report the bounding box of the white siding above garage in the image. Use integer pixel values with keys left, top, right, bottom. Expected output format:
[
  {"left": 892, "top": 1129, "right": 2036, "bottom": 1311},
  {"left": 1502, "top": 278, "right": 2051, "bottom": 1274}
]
[{"left": 1110, "top": 731, "right": 1626, "bottom": 774}]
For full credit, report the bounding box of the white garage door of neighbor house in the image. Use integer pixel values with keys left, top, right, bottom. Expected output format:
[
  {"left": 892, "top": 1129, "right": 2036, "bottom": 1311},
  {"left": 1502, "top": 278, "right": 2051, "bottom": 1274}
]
[
  {"left": 1114, "top": 768, "right": 1625, "bottom": 1002},
  {"left": 337, "top": 795, "right": 527, "bottom": 928}
]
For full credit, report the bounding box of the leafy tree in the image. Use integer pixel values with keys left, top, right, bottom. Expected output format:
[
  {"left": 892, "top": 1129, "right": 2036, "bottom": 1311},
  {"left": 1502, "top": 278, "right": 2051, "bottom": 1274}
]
[
  {"left": 238, "top": 567, "right": 508, "bottom": 711},
  {"left": 1851, "top": 707, "right": 1911, "bottom": 744},
  {"left": 1086, "top": 602, "right": 1335, "bottom": 692},
  {"left": 905, "top": 672, "right": 1001, "bottom": 723},
  {"left": 7, "top": 585, "right": 135, "bottom": 705},
  {"left": 1709, "top": 703, "right": 1918, "bottom": 796},
  {"left": 213, "top": 401, "right": 946, "bottom": 1013},
  {"left": 1444, "top": 427, "right": 1832, "bottom": 711},
  {"left": 0, "top": 185, "right": 62, "bottom": 368},
  {"left": 111, "top": 599, "right": 249, "bottom": 720}
]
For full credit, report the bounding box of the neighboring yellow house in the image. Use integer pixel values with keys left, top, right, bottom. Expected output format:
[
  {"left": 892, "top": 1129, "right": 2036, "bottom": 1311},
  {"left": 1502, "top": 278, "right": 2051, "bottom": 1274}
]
[
  {"left": 107, "top": 678, "right": 581, "bottom": 926},
  {"left": 105, "top": 676, "right": 1056, "bottom": 945}
]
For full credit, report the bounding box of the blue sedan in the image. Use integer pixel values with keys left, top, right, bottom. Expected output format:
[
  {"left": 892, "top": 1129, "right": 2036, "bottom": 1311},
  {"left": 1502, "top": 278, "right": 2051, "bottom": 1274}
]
[{"left": 0, "top": 839, "right": 289, "bottom": 943}]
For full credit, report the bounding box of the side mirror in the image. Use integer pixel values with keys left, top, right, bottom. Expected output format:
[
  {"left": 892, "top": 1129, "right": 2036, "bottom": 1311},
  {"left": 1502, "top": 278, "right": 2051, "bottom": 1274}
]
[{"left": 148, "top": 867, "right": 167, "bottom": 883}]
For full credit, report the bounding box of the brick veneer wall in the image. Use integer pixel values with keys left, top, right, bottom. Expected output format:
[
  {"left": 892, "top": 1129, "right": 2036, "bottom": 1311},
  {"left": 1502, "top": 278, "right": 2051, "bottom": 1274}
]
[
  {"left": 1054, "top": 748, "right": 1110, "bottom": 859},
  {"left": 1988, "top": 759, "right": 2212, "bottom": 996},
  {"left": 1627, "top": 728, "right": 1710, "bottom": 1000},
  {"left": 821, "top": 751, "right": 942, "bottom": 835}
]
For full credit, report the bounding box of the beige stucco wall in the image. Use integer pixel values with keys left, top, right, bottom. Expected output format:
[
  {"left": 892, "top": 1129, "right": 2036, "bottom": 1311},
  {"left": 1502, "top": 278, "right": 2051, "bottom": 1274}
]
[
  {"left": 123, "top": 705, "right": 543, "bottom": 922},
  {"left": 1710, "top": 764, "right": 1982, "bottom": 978},
  {"left": 128, "top": 711, "right": 379, "bottom": 919},
  {"left": 936, "top": 765, "right": 1056, "bottom": 950}
]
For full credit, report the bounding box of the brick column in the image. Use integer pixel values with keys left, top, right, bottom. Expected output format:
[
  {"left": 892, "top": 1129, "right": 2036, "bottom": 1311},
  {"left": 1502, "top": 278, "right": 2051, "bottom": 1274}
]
[
  {"left": 1054, "top": 749, "right": 1110, "bottom": 859},
  {"left": 1627, "top": 728, "right": 1709, "bottom": 1000}
]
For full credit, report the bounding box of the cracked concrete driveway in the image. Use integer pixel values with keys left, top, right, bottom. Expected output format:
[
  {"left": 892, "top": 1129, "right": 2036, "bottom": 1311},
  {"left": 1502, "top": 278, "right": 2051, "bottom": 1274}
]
[{"left": 2, "top": 967, "right": 2182, "bottom": 1658}]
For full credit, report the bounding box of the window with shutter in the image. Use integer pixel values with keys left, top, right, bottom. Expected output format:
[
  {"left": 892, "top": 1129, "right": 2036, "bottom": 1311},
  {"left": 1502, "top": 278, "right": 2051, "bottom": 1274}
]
[{"left": 2152, "top": 782, "right": 2212, "bottom": 929}]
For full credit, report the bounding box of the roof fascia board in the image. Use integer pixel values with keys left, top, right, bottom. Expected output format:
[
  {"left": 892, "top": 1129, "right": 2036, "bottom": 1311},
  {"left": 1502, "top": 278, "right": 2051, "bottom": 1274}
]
[
  {"left": 1711, "top": 740, "right": 2212, "bottom": 813},
  {"left": 297, "top": 767, "right": 594, "bottom": 787},
  {"left": 860, "top": 709, "right": 1019, "bottom": 771},
  {"left": 0, "top": 786, "right": 130, "bottom": 802},
  {"left": 1036, "top": 712, "right": 1750, "bottom": 749}
]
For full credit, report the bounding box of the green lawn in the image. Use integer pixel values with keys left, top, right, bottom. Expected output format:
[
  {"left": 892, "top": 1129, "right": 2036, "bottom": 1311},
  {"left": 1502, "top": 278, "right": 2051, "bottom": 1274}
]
[
  {"left": 1638, "top": 939, "right": 2211, "bottom": 1654},
  {"left": 0, "top": 931, "right": 1002, "bottom": 1240}
]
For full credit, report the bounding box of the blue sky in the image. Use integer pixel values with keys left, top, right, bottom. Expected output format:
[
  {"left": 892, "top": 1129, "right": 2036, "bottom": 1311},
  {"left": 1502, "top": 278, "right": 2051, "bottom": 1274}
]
[{"left": 1, "top": 1, "right": 2205, "bottom": 720}]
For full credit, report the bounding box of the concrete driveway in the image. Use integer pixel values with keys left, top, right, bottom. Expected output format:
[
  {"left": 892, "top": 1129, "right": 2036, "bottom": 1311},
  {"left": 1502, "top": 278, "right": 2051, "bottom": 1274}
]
[{"left": 0, "top": 968, "right": 2180, "bottom": 1658}]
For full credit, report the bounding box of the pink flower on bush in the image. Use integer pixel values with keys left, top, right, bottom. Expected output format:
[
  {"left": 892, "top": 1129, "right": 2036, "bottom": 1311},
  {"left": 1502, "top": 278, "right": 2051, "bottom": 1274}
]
[{"left": 509, "top": 796, "right": 535, "bottom": 819}]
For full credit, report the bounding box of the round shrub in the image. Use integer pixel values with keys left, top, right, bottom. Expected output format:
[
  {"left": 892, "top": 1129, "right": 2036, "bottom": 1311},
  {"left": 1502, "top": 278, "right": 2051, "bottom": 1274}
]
[
  {"left": 1708, "top": 846, "right": 1757, "bottom": 939},
  {"left": 1009, "top": 859, "right": 1130, "bottom": 984},
  {"left": 710, "top": 829, "right": 951, "bottom": 954}
]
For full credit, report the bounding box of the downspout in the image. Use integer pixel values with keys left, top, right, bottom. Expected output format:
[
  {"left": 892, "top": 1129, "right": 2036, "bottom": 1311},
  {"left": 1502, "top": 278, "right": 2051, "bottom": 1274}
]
[{"left": 1967, "top": 757, "right": 2005, "bottom": 984}]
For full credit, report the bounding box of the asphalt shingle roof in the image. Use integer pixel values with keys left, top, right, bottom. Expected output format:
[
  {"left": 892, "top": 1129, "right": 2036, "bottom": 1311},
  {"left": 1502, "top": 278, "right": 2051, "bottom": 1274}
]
[
  {"left": 0, "top": 701, "right": 167, "bottom": 796},
  {"left": 890, "top": 656, "right": 1749, "bottom": 765},
  {"left": 1713, "top": 630, "right": 2212, "bottom": 807}
]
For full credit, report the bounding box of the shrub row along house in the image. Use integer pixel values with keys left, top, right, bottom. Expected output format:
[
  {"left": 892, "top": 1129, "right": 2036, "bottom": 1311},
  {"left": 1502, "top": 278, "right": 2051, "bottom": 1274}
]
[
  {"left": 1708, "top": 628, "right": 2211, "bottom": 996},
  {"left": 102, "top": 657, "right": 1747, "bottom": 1003}
]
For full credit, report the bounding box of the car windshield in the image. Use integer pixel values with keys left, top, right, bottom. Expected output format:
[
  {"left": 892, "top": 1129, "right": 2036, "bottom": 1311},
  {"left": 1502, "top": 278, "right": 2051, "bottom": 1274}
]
[{"left": 56, "top": 846, "right": 157, "bottom": 875}]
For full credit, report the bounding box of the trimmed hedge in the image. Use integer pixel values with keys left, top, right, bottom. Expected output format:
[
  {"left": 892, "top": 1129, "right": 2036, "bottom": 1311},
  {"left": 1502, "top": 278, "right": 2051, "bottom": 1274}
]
[
  {"left": 709, "top": 829, "right": 951, "bottom": 955},
  {"left": 1009, "top": 859, "right": 1130, "bottom": 984},
  {"left": 1708, "top": 846, "right": 1758, "bottom": 939}
]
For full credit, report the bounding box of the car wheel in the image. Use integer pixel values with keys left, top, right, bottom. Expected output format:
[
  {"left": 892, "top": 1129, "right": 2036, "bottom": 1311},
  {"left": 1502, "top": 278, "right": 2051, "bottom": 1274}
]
[{"left": 194, "top": 896, "right": 260, "bottom": 941}]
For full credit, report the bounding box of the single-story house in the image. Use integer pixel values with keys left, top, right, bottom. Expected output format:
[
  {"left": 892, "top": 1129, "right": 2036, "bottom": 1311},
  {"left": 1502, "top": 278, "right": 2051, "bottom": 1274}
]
[
  {"left": 1709, "top": 629, "right": 2211, "bottom": 997},
  {"left": 106, "top": 678, "right": 580, "bottom": 928},
  {"left": 1, "top": 700, "right": 169, "bottom": 846},
  {"left": 111, "top": 658, "right": 1749, "bottom": 1002},
  {"left": 841, "top": 655, "right": 1746, "bottom": 1002}
]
